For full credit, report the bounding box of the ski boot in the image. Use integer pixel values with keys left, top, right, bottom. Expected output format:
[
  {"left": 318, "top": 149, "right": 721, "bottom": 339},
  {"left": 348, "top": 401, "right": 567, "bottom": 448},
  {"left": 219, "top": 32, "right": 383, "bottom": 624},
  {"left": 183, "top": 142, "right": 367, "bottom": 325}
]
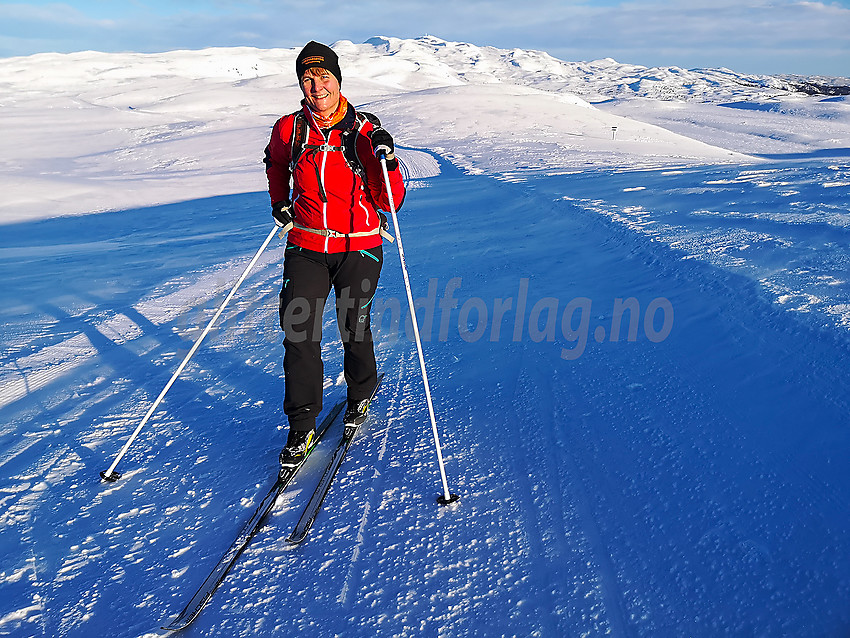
[
  {"left": 279, "top": 429, "right": 315, "bottom": 468},
  {"left": 343, "top": 398, "right": 370, "bottom": 436}
]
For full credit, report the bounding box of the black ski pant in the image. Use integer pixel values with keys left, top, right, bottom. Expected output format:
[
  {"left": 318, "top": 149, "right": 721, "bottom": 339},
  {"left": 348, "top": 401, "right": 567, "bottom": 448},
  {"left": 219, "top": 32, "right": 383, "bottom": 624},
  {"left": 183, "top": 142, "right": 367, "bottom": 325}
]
[{"left": 279, "top": 244, "right": 382, "bottom": 433}]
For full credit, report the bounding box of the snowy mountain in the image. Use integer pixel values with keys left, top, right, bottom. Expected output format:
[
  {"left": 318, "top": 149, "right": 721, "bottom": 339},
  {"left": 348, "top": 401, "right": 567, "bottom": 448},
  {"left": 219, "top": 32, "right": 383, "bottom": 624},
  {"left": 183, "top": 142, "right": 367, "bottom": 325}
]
[
  {"left": 1, "top": 35, "right": 848, "bottom": 224},
  {"left": 1, "top": 36, "right": 850, "bottom": 638},
  {"left": 354, "top": 35, "right": 850, "bottom": 102}
]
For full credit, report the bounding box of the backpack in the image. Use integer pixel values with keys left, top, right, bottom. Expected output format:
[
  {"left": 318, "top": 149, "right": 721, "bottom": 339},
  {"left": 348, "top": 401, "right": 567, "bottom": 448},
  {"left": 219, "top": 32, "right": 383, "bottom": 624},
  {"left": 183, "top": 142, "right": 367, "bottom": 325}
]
[{"left": 282, "top": 109, "right": 396, "bottom": 243}]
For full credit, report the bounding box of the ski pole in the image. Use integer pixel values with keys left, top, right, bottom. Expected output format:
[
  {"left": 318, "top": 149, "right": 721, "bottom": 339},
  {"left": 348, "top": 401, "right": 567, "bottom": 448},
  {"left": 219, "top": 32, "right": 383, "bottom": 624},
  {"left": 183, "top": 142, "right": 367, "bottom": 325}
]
[
  {"left": 377, "top": 151, "right": 459, "bottom": 506},
  {"left": 100, "top": 225, "right": 280, "bottom": 482}
]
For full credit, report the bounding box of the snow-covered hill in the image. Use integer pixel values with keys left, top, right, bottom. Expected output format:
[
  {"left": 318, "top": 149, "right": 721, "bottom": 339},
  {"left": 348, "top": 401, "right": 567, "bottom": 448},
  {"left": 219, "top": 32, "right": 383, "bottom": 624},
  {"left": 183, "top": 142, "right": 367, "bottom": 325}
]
[
  {"left": 352, "top": 35, "right": 850, "bottom": 103},
  {"left": 2, "top": 36, "right": 848, "bottom": 224}
]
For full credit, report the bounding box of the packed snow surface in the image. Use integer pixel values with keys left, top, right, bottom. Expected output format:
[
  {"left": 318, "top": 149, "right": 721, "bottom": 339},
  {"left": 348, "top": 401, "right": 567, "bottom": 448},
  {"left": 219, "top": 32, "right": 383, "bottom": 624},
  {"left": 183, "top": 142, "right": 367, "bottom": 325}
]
[{"left": 1, "top": 36, "right": 849, "bottom": 637}]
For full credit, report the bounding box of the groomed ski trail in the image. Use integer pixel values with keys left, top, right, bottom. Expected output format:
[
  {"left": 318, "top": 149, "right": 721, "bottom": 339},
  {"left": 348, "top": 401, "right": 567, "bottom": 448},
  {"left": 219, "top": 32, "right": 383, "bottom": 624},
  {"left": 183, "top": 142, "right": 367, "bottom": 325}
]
[{"left": 1, "top": 155, "right": 850, "bottom": 636}]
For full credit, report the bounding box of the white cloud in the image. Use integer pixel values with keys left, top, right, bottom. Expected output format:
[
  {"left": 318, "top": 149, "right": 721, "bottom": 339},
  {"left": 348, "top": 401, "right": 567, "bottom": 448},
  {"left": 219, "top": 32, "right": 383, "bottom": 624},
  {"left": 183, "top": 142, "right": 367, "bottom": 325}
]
[{"left": 0, "top": 3, "right": 114, "bottom": 27}]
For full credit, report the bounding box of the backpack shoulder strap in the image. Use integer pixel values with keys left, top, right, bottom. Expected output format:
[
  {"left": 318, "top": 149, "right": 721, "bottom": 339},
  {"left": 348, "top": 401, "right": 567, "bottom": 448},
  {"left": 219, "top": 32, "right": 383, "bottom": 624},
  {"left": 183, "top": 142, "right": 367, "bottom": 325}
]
[
  {"left": 289, "top": 111, "right": 310, "bottom": 171},
  {"left": 357, "top": 111, "right": 381, "bottom": 128},
  {"left": 341, "top": 111, "right": 381, "bottom": 179}
]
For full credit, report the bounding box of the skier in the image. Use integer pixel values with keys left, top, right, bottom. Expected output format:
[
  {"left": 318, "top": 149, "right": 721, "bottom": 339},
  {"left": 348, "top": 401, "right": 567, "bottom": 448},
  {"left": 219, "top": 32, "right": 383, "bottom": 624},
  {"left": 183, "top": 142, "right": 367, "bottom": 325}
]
[{"left": 264, "top": 41, "right": 406, "bottom": 468}]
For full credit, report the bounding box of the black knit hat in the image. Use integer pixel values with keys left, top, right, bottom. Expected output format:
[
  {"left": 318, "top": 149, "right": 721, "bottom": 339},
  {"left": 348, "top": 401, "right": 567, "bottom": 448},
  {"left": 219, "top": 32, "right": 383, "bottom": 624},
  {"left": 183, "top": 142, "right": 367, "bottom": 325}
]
[{"left": 296, "top": 41, "right": 342, "bottom": 86}]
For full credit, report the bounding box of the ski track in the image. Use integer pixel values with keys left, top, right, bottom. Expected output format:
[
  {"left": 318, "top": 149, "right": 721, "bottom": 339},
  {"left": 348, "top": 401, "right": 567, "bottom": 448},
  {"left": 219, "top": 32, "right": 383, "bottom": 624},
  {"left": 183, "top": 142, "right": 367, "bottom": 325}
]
[
  {"left": 537, "top": 172, "right": 850, "bottom": 635},
  {"left": 509, "top": 361, "right": 588, "bottom": 636},
  {"left": 1, "top": 157, "right": 850, "bottom": 636},
  {"left": 336, "top": 355, "right": 406, "bottom": 608},
  {"left": 518, "top": 360, "right": 632, "bottom": 637}
]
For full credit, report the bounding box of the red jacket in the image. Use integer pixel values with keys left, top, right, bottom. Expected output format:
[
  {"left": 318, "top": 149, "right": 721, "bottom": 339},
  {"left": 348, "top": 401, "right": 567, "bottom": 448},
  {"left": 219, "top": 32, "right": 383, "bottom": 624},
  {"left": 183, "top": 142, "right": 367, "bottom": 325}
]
[{"left": 264, "top": 102, "right": 406, "bottom": 253}]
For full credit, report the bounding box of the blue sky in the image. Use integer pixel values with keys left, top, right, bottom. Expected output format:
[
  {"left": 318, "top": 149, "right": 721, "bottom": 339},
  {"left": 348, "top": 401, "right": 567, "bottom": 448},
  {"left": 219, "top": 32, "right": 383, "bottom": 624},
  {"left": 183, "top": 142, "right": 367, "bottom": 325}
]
[{"left": 1, "top": 0, "right": 848, "bottom": 76}]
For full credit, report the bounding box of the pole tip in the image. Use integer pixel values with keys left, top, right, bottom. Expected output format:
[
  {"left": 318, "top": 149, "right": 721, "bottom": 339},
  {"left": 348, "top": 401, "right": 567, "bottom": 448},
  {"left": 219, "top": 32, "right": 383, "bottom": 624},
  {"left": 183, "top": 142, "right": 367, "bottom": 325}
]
[
  {"left": 437, "top": 493, "right": 460, "bottom": 506},
  {"left": 100, "top": 470, "right": 121, "bottom": 482}
]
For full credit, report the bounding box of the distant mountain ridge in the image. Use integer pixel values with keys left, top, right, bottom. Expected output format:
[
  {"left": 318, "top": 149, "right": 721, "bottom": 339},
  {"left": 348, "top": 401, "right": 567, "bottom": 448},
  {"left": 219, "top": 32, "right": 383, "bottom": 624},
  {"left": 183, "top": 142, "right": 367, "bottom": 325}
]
[
  {"left": 345, "top": 35, "right": 850, "bottom": 103},
  {"left": 1, "top": 35, "right": 846, "bottom": 104}
]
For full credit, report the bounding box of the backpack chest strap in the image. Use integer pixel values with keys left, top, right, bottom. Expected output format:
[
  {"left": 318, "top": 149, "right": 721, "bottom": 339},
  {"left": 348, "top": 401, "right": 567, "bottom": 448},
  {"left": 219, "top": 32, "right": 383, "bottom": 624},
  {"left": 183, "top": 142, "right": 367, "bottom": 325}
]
[{"left": 305, "top": 143, "right": 344, "bottom": 153}]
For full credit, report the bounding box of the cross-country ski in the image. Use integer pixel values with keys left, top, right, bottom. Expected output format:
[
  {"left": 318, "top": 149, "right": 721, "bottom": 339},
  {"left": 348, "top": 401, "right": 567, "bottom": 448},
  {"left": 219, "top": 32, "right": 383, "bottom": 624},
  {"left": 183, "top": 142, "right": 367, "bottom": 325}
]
[
  {"left": 158, "top": 399, "right": 346, "bottom": 633},
  {"left": 286, "top": 374, "right": 385, "bottom": 545}
]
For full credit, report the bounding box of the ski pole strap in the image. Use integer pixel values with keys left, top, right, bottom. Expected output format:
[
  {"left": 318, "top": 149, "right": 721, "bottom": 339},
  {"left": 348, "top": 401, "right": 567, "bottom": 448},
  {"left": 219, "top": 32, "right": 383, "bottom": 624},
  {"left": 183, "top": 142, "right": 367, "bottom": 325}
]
[
  {"left": 284, "top": 222, "right": 395, "bottom": 243},
  {"left": 277, "top": 221, "right": 294, "bottom": 239}
]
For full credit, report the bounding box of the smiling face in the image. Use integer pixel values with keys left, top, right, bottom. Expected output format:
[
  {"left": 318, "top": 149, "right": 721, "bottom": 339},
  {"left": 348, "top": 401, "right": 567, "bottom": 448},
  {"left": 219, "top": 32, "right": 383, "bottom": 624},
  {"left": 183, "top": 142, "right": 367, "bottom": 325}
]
[{"left": 300, "top": 67, "right": 341, "bottom": 119}]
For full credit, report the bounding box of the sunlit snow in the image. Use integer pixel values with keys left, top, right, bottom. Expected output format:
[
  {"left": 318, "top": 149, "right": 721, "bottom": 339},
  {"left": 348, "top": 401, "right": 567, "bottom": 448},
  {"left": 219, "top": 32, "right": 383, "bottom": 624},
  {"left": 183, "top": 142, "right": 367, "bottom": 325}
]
[{"left": 1, "top": 36, "right": 849, "bottom": 638}]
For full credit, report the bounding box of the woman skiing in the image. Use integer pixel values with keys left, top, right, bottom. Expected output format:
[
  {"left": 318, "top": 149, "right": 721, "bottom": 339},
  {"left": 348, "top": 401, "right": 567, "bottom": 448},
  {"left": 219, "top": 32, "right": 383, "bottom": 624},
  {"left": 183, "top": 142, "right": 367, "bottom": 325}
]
[{"left": 263, "top": 41, "right": 406, "bottom": 467}]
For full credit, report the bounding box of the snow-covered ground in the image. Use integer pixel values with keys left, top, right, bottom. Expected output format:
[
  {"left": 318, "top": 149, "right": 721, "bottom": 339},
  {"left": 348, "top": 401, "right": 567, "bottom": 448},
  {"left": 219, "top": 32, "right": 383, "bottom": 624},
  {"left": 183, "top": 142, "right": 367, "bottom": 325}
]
[{"left": 1, "top": 37, "right": 849, "bottom": 637}]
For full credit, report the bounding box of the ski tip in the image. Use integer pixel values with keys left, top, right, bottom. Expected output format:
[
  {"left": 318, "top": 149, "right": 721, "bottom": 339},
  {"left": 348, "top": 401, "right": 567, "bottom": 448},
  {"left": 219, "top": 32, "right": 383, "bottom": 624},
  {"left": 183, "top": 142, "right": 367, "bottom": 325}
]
[
  {"left": 285, "top": 533, "right": 307, "bottom": 545},
  {"left": 155, "top": 613, "right": 190, "bottom": 635},
  {"left": 155, "top": 622, "right": 185, "bottom": 635},
  {"left": 437, "top": 493, "right": 460, "bottom": 507}
]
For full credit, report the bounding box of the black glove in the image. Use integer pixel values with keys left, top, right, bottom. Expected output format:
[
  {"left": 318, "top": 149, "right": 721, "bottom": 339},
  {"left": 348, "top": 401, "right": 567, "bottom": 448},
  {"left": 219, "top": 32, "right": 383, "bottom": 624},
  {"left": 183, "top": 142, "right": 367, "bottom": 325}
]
[
  {"left": 378, "top": 211, "right": 389, "bottom": 231},
  {"left": 271, "top": 199, "right": 292, "bottom": 227},
  {"left": 370, "top": 128, "right": 398, "bottom": 170}
]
